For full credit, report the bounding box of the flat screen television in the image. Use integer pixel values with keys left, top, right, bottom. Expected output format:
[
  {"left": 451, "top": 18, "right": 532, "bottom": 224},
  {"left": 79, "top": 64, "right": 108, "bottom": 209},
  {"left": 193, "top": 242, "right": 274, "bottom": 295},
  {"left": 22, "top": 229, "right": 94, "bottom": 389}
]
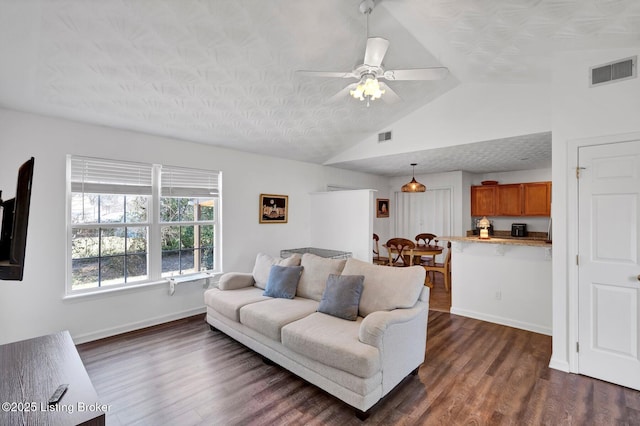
[{"left": 0, "top": 157, "right": 35, "bottom": 281}]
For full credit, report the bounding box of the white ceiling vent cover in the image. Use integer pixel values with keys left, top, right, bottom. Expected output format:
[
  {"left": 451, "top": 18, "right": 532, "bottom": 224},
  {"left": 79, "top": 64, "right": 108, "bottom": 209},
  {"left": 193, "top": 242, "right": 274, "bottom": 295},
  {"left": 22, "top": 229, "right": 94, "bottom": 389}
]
[
  {"left": 590, "top": 56, "right": 636, "bottom": 87},
  {"left": 378, "top": 131, "right": 392, "bottom": 143}
]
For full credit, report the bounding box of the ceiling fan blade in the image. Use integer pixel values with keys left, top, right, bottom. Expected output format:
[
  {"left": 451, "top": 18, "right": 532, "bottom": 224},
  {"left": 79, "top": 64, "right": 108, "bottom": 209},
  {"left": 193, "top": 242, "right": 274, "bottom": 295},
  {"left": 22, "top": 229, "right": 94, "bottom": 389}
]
[
  {"left": 363, "top": 37, "right": 389, "bottom": 67},
  {"left": 329, "top": 83, "right": 358, "bottom": 103},
  {"left": 383, "top": 67, "right": 449, "bottom": 81},
  {"left": 296, "top": 70, "right": 356, "bottom": 79},
  {"left": 379, "top": 82, "right": 401, "bottom": 104}
]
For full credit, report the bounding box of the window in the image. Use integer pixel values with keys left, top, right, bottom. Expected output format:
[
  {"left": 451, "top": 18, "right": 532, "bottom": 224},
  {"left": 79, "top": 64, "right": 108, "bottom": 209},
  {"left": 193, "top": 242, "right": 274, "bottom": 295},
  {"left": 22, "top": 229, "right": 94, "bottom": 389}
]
[{"left": 68, "top": 156, "right": 220, "bottom": 294}]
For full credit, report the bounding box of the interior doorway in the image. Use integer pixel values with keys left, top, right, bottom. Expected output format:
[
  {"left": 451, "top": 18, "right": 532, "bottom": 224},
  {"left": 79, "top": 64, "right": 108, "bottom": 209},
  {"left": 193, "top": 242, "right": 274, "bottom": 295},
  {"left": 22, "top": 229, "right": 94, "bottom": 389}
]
[{"left": 576, "top": 138, "right": 640, "bottom": 391}]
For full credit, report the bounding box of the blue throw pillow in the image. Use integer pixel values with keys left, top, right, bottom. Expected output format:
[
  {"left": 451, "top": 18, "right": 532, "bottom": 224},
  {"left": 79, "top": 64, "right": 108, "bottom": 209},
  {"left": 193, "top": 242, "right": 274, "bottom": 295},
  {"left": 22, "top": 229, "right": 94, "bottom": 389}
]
[
  {"left": 263, "top": 265, "right": 303, "bottom": 299},
  {"left": 317, "top": 274, "right": 365, "bottom": 321}
]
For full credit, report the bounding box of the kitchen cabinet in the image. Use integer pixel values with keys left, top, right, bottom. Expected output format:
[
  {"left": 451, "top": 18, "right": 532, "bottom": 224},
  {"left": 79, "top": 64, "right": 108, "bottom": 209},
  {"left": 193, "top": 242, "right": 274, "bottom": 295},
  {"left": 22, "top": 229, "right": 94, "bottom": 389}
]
[
  {"left": 496, "top": 184, "right": 523, "bottom": 216},
  {"left": 471, "top": 181, "right": 551, "bottom": 217},
  {"left": 523, "top": 182, "right": 551, "bottom": 216},
  {"left": 470, "top": 185, "right": 496, "bottom": 216}
]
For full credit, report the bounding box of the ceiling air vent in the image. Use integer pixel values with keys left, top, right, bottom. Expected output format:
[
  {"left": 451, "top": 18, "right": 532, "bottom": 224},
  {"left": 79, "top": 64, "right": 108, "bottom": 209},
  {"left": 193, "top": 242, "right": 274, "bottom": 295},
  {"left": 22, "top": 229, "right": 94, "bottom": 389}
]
[
  {"left": 590, "top": 56, "right": 636, "bottom": 87},
  {"left": 378, "top": 131, "right": 392, "bottom": 143}
]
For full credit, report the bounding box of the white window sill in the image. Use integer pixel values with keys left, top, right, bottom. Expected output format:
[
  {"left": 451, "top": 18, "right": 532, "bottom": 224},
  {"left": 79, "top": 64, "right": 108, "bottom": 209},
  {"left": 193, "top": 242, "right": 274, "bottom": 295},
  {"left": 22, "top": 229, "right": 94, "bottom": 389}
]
[
  {"left": 63, "top": 280, "right": 168, "bottom": 301},
  {"left": 63, "top": 272, "right": 223, "bottom": 301}
]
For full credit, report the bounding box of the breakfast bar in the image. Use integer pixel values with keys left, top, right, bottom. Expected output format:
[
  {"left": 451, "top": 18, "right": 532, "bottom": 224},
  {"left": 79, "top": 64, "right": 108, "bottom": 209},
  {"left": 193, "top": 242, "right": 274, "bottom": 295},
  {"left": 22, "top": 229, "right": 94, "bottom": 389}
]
[{"left": 441, "top": 234, "right": 552, "bottom": 335}]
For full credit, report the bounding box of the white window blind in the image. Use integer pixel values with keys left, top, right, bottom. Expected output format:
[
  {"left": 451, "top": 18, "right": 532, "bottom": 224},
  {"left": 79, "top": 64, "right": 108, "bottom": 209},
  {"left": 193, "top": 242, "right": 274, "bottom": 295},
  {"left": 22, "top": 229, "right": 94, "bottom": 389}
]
[
  {"left": 70, "top": 157, "right": 153, "bottom": 195},
  {"left": 161, "top": 165, "right": 220, "bottom": 197}
]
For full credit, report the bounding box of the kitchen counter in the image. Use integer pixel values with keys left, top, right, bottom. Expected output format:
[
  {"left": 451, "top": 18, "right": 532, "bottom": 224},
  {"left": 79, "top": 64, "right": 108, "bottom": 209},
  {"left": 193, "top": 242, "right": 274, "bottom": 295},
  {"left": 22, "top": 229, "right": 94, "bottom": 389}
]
[
  {"left": 442, "top": 232, "right": 552, "bottom": 335},
  {"left": 441, "top": 236, "right": 551, "bottom": 247}
]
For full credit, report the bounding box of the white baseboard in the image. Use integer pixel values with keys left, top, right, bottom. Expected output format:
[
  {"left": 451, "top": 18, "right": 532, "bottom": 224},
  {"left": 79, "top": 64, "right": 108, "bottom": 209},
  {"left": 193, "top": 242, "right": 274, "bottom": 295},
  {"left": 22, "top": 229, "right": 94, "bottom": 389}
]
[
  {"left": 72, "top": 307, "right": 206, "bottom": 344},
  {"left": 450, "top": 307, "right": 552, "bottom": 336},
  {"left": 548, "top": 357, "right": 570, "bottom": 372}
]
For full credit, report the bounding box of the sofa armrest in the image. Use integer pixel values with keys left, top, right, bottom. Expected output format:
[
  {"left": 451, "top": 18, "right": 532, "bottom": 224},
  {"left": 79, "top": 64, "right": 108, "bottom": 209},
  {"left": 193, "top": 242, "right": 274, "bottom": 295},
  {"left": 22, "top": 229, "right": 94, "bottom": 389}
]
[
  {"left": 218, "top": 272, "right": 255, "bottom": 290},
  {"left": 358, "top": 304, "right": 426, "bottom": 348},
  {"left": 358, "top": 301, "right": 429, "bottom": 395}
]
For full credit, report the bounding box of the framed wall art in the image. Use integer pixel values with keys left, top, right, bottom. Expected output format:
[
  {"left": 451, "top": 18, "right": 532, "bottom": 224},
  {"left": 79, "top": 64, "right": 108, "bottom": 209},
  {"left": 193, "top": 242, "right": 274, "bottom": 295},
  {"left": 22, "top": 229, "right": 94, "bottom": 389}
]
[
  {"left": 376, "top": 198, "right": 389, "bottom": 218},
  {"left": 259, "top": 194, "right": 288, "bottom": 223}
]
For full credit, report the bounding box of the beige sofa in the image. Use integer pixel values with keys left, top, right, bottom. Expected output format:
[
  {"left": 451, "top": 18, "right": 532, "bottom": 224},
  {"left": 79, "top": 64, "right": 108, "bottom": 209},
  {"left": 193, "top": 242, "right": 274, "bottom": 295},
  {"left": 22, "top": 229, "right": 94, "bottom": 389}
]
[{"left": 204, "top": 252, "right": 429, "bottom": 418}]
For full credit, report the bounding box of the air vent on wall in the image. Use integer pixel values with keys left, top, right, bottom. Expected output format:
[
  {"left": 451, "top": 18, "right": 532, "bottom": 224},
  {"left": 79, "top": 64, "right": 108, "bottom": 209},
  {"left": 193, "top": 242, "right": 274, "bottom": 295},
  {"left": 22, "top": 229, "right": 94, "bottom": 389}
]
[
  {"left": 590, "top": 56, "right": 636, "bottom": 87},
  {"left": 378, "top": 131, "right": 392, "bottom": 143}
]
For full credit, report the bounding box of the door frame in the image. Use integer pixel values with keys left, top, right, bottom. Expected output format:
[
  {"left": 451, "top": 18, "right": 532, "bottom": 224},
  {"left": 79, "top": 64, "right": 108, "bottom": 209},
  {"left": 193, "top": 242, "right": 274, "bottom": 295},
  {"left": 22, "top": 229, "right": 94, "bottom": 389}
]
[{"left": 567, "top": 131, "right": 640, "bottom": 374}]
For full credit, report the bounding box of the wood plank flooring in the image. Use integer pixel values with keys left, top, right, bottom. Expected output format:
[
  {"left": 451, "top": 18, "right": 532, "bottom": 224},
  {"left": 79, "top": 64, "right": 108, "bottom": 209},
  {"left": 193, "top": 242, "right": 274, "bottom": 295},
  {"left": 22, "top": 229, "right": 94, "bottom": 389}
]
[
  {"left": 77, "top": 311, "right": 640, "bottom": 425},
  {"left": 426, "top": 273, "right": 451, "bottom": 313}
]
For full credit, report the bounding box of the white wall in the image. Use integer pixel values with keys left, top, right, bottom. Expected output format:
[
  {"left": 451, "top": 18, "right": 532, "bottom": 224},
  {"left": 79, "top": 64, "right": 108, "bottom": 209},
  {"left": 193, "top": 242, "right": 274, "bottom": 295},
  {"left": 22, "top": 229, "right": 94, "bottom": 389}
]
[
  {"left": 310, "top": 190, "right": 374, "bottom": 261},
  {"left": 451, "top": 241, "right": 552, "bottom": 335},
  {"left": 326, "top": 83, "right": 551, "bottom": 165},
  {"left": 0, "top": 108, "right": 388, "bottom": 344},
  {"left": 551, "top": 47, "right": 640, "bottom": 371}
]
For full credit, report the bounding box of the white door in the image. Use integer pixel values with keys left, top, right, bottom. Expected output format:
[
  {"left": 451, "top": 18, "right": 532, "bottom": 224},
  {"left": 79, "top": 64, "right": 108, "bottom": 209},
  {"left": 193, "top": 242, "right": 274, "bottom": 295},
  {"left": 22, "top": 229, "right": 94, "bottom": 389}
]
[
  {"left": 578, "top": 139, "right": 640, "bottom": 390},
  {"left": 394, "top": 189, "right": 452, "bottom": 237}
]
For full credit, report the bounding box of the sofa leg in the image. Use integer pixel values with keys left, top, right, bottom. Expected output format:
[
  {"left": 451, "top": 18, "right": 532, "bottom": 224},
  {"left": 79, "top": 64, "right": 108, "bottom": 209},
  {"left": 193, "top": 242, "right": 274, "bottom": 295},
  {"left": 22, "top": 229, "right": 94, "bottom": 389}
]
[
  {"left": 209, "top": 324, "right": 218, "bottom": 332},
  {"left": 410, "top": 367, "right": 420, "bottom": 376},
  {"left": 355, "top": 408, "right": 370, "bottom": 421}
]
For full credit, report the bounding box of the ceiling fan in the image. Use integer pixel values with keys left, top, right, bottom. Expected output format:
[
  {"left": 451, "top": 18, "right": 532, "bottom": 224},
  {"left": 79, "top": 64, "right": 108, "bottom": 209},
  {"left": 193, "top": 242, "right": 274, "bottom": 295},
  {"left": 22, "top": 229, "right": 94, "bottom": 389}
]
[{"left": 297, "top": 0, "right": 449, "bottom": 106}]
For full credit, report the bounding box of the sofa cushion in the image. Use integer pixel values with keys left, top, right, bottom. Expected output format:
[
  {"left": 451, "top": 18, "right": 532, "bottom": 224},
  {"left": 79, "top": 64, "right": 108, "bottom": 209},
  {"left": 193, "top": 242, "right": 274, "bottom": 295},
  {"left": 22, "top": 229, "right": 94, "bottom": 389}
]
[
  {"left": 204, "top": 287, "right": 270, "bottom": 322},
  {"left": 263, "top": 265, "right": 303, "bottom": 299},
  {"left": 317, "top": 274, "right": 364, "bottom": 321},
  {"left": 240, "top": 298, "right": 319, "bottom": 341},
  {"left": 296, "top": 254, "right": 347, "bottom": 301},
  {"left": 252, "top": 252, "right": 302, "bottom": 289},
  {"left": 341, "top": 258, "right": 425, "bottom": 317},
  {"left": 282, "top": 312, "right": 380, "bottom": 378}
]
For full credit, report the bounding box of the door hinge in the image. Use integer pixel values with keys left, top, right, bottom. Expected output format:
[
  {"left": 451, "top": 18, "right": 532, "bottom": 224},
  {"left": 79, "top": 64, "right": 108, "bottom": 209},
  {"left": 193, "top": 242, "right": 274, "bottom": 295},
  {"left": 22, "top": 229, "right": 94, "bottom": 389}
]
[
  {"left": 576, "top": 342, "right": 580, "bottom": 352},
  {"left": 576, "top": 254, "right": 579, "bottom": 265},
  {"left": 576, "top": 166, "right": 586, "bottom": 178}
]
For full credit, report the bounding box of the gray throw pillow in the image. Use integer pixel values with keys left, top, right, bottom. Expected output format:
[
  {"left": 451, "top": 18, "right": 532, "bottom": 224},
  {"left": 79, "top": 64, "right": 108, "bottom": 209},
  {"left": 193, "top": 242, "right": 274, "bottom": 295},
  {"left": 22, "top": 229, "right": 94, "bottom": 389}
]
[
  {"left": 263, "top": 265, "right": 303, "bottom": 299},
  {"left": 317, "top": 274, "right": 365, "bottom": 321}
]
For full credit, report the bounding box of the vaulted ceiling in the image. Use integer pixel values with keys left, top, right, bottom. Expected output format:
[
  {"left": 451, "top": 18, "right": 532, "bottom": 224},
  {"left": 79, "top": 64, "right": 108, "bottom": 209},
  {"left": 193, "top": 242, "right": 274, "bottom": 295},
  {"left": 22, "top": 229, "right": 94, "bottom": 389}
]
[{"left": 0, "top": 0, "right": 638, "bottom": 175}]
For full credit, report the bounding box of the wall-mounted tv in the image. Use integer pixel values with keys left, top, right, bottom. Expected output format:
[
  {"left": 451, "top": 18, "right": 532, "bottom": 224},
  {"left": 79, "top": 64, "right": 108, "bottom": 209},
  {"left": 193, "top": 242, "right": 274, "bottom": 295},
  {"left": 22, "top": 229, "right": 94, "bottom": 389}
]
[{"left": 0, "top": 157, "right": 35, "bottom": 281}]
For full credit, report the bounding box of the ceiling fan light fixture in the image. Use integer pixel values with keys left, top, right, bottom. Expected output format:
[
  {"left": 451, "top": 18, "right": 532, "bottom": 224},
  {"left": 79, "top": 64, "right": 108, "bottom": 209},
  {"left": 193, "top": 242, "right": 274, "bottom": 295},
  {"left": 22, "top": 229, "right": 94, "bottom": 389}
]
[
  {"left": 401, "top": 163, "right": 426, "bottom": 192},
  {"left": 350, "top": 75, "right": 385, "bottom": 104}
]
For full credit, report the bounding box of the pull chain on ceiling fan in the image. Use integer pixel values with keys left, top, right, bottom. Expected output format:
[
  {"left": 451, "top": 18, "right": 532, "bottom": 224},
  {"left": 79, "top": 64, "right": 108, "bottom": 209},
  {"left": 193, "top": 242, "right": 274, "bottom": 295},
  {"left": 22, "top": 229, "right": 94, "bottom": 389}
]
[{"left": 297, "top": 0, "right": 449, "bottom": 106}]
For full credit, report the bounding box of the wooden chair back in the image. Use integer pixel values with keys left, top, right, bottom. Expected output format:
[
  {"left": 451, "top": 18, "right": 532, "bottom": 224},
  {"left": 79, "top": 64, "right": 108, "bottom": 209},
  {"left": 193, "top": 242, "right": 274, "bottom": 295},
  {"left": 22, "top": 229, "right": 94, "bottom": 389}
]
[
  {"left": 415, "top": 233, "right": 438, "bottom": 246},
  {"left": 424, "top": 241, "right": 452, "bottom": 291},
  {"left": 372, "top": 234, "right": 389, "bottom": 265},
  {"left": 386, "top": 238, "right": 416, "bottom": 266},
  {"left": 415, "top": 233, "right": 439, "bottom": 266}
]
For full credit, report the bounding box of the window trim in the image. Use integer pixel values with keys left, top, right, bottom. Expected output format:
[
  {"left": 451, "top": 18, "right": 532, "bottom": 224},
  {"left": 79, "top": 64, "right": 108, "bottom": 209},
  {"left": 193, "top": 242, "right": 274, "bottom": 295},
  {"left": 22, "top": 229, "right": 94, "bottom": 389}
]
[{"left": 66, "top": 156, "right": 221, "bottom": 296}]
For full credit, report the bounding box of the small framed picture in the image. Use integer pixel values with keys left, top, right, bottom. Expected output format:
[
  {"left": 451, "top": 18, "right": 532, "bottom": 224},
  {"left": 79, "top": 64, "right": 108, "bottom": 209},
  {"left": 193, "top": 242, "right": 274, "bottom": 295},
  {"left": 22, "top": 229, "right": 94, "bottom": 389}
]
[
  {"left": 260, "top": 194, "right": 288, "bottom": 223},
  {"left": 376, "top": 198, "right": 389, "bottom": 218}
]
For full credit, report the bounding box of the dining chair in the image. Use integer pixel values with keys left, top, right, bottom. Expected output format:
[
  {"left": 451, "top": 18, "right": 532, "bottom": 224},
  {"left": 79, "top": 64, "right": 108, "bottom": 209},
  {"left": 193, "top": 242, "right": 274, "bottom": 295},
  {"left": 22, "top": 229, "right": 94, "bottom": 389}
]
[
  {"left": 415, "top": 233, "right": 439, "bottom": 266},
  {"left": 386, "top": 238, "right": 416, "bottom": 267},
  {"left": 372, "top": 233, "right": 389, "bottom": 265},
  {"left": 423, "top": 241, "right": 452, "bottom": 291}
]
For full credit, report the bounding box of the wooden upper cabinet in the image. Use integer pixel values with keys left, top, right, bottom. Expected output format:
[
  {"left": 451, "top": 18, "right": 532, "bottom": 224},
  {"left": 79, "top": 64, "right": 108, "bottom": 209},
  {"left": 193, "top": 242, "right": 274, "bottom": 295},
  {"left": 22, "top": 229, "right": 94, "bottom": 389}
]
[
  {"left": 471, "top": 181, "right": 551, "bottom": 217},
  {"left": 496, "top": 184, "right": 523, "bottom": 216},
  {"left": 471, "top": 185, "right": 496, "bottom": 216},
  {"left": 523, "top": 182, "right": 552, "bottom": 216}
]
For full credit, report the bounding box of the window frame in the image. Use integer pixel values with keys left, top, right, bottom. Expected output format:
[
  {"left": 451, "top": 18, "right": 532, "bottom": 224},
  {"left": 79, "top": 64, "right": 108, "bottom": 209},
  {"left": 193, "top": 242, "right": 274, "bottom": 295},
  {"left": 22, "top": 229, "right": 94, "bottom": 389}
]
[{"left": 66, "top": 156, "right": 221, "bottom": 296}]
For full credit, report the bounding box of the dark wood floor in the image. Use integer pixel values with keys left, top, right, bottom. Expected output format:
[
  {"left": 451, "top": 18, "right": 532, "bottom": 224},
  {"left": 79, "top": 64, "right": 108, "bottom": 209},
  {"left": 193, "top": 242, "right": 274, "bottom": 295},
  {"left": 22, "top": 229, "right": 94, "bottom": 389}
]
[
  {"left": 77, "top": 310, "right": 640, "bottom": 425},
  {"left": 426, "top": 273, "right": 451, "bottom": 313}
]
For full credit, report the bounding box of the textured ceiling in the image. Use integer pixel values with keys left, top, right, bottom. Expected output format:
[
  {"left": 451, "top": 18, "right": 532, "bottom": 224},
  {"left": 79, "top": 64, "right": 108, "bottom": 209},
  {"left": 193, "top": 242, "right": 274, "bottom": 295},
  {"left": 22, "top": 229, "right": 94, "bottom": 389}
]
[
  {"left": 0, "top": 1, "right": 638, "bottom": 175},
  {"left": 386, "top": 0, "right": 640, "bottom": 84},
  {"left": 330, "top": 132, "right": 552, "bottom": 176}
]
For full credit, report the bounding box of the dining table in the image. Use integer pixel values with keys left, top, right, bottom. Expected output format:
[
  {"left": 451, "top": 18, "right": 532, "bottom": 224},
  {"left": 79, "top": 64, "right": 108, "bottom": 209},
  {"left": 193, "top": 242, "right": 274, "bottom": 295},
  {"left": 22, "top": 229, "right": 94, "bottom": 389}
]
[{"left": 383, "top": 243, "right": 444, "bottom": 287}]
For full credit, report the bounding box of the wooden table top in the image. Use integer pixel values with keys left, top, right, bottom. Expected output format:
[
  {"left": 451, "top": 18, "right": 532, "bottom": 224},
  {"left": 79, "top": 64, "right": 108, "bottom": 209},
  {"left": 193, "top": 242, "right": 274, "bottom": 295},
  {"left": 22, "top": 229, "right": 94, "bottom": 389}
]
[{"left": 384, "top": 244, "right": 444, "bottom": 255}]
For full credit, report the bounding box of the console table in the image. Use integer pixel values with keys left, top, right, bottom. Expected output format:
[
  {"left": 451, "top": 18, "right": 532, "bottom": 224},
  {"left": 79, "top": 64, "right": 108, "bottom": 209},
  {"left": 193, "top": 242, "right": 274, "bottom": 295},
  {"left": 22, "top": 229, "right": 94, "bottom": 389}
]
[
  {"left": 280, "top": 247, "right": 352, "bottom": 259},
  {"left": 0, "top": 331, "right": 106, "bottom": 425}
]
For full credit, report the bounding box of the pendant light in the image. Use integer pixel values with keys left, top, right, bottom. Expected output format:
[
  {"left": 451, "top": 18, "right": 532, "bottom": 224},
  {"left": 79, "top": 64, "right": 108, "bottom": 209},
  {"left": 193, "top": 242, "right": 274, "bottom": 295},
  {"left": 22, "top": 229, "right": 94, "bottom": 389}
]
[{"left": 401, "top": 163, "right": 426, "bottom": 192}]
